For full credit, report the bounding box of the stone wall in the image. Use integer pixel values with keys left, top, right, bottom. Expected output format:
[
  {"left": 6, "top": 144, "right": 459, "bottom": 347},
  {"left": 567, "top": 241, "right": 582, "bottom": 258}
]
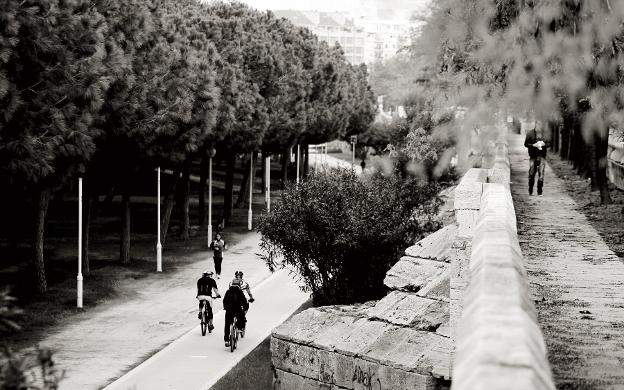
[
  {"left": 270, "top": 129, "right": 554, "bottom": 390},
  {"left": 450, "top": 134, "right": 555, "bottom": 390},
  {"left": 271, "top": 226, "right": 454, "bottom": 390}
]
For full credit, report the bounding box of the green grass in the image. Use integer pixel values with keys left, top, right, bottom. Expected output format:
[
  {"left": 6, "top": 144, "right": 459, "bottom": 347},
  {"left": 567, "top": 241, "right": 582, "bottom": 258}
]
[{"left": 209, "top": 299, "right": 313, "bottom": 390}]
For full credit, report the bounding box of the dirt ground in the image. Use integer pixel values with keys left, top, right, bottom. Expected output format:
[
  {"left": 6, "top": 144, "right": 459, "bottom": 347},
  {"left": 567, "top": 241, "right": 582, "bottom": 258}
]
[{"left": 547, "top": 156, "right": 624, "bottom": 258}]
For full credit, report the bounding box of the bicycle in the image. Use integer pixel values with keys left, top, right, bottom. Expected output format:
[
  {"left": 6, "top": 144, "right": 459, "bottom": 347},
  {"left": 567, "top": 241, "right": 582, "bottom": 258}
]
[
  {"left": 198, "top": 294, "right": 220, "bottom": 336},
  {"left": 228, "top": 298, "right": 253, "bottom": 351}
]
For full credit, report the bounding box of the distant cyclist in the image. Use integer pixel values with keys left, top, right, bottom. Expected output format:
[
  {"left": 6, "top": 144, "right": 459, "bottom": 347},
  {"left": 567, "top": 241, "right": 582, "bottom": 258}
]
[
  {"left": 230, "top": 270, "right": 254, "bottom": 302},
  {"left": 223, "top": 279, "right": 249, "bottom": 348},
  {"left": 196, "top": 270, "right": 220, "bottom": 331}
]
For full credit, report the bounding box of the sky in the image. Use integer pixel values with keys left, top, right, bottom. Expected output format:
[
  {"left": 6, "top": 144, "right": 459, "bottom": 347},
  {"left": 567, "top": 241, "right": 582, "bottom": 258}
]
[{"left": 238, "top": 0, "right": 428, "bottom": 15}]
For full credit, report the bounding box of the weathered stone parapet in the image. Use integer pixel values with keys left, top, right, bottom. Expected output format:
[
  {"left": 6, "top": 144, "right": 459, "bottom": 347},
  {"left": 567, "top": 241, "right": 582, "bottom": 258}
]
[
  {"left": 451, "top": 183, "right": 554, "bottom": 390},
  {"left": 450, "top": 157, "right": 555, "bottom": 389},
  {"left": 449, "top": 168, "right": 487, "bottom": 359}
]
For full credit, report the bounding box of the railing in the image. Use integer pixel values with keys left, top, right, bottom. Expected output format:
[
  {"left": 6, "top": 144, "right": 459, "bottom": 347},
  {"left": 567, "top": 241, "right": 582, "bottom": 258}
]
[{"left": 607, "top": 140, "right": 624, "bottom": 190}]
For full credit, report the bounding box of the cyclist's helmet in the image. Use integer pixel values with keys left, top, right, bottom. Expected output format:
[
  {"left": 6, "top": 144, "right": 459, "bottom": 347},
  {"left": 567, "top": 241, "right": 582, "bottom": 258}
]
[
  {"left": 235, "top": 270, "right": 243, "bottom": 278},
  {"left": 203, "top": 270, "right": 214, "bottom": 276}
]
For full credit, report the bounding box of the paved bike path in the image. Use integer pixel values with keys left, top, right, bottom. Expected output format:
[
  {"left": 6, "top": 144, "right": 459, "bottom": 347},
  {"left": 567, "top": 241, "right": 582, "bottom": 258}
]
[{"left": 103, "top": 269, "right": 308, "bottom": 390}]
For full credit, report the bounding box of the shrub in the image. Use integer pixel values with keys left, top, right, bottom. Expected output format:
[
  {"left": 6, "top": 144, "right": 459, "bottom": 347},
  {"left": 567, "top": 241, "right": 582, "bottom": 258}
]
[
  {"left": 257, "top": 168, "right": 442, "bottom": 305},
  {"left": 0, "top": 289, "right": 62, "bottom": 390}
]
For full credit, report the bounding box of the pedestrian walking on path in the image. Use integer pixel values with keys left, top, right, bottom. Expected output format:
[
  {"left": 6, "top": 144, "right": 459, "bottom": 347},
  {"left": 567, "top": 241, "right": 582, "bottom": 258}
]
[
  {"left": 523, "top": 120, "right": 549, "bottom": 195},
  {"left": 210, "top": 233, "right": 227, "bottom": 279}
]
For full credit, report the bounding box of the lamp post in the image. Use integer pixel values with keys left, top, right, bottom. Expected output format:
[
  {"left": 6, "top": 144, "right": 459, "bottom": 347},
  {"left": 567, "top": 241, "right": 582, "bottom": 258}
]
[
  {"left": 297, "top": 144, "right": 301, "bottom": 185},
  {"left": 207, "top": 148, "right": 216, "bottom": 247},
  {"left": 77, "top": 177, "right": 83, "bottom": 308},
  {"left": 248, "top": 152, "right": 253, "bottom": 231},
  {"left": 157, "top": 167, "right": 162, "bottom": 272},
  {"left": 265, "top": 155, "right": 271, "bottom": 212},
  {"left": 350, "top": 135, "right": 357, "bottom": 169}
]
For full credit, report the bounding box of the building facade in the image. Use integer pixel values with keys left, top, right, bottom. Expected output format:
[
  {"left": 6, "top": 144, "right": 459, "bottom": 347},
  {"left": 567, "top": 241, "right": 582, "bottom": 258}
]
[{"left": 274, "top": 6, "right": 415, "bottom": 65}]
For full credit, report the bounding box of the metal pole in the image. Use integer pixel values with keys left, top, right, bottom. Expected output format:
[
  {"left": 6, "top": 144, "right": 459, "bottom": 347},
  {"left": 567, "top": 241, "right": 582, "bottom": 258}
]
[
  {"left": 207, "top": 156, "right": 213, "bottom": 247},
  {"left": 265, "top": 156, "right": 271, "bottom": 212},
  {"left": 352, "top": 142, "right": 355, "bottom": 169},
  {"left": 77, "top": 177, "right": 83, "bottom": 308},
  {"left": 296, "top": 144, "right": 300, "bottom": 185},
  {"left": 157, "top": 167, "right": 162, "bottom": 272},
  {"left": 248, "top": 153, "right": 253, "bottom": 231},
  {"left": 324, "top": 144, "right": 327, "bottom": 170}
]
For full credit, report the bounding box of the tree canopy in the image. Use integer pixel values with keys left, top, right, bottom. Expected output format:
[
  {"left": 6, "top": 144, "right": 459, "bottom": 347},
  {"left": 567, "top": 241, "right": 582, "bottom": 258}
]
[{"left": 0, "top": 0, "right": 376, "bottom": 293}]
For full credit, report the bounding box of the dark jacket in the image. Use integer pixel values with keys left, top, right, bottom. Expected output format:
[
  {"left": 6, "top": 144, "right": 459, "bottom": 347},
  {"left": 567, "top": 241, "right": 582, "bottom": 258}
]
[
  {"left": 223, "top": 286, "right": 248, "bottom": 313},
  {"left": 524, "top": 127, "right": 549, "bottom": 158},
  {"left": 197, "top": 276, "right": 218, "bottom": 296}
]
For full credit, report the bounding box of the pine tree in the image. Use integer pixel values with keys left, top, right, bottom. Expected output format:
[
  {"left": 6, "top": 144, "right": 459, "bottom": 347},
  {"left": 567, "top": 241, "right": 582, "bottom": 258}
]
[{"left": 0, "top": 0, "right": 110, "bottom": 293}]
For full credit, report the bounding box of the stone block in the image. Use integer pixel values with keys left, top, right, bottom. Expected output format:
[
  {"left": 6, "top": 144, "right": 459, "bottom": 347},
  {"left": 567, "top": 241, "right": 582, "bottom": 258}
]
[
  {"left": 331, "top": 318, "right": 393, "bottom": 357},
  {"left": 405, "top": 224, "right": 456, "bottom": 262},
  {"left": 417, "top": 267, "right": 450, "bottom": 302},
  {"left": 384, "top": 257, "right": 448, "bottom": 293},
  {"left": 363, "top": 327, "right": 451, "bottom": 379},
  {"left": 318, "top": 348, "right": 354, "bottom": 387},
  {"left": 460, "top": 168, "right": 488, "bottom": 184},
  {"left": 348, "top": 356, "right": 436, "bottom": 390},
  {"left": 273, "top": 368, "right": 333, "bottom": 390},
  {"left": 455, "top": 210, "right": 478, "bottom": 239},
  {"left": 271, "top": 337, "right": 320, "bottom": 378},
  {"left": 367, "top": 291, "right": 448, "bottom": 330},
  {"left": 454, "top": 181, "right": 483, "bottom": 210}
]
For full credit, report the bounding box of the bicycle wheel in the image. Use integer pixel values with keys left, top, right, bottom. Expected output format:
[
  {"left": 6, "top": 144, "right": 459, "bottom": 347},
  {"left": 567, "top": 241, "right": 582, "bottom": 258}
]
[
  {"left": 229, "top": 318, "right": 236, "bottom": 352},
  {"left": 201, "top": 310, "right": 207, "bottom": 336}
]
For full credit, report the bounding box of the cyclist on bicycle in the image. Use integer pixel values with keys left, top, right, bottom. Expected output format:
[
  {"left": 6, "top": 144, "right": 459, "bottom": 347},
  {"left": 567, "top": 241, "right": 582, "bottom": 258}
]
[
  {"left": 230, "top": 270, "right": 254, "bottom": 302},
  {"left": 223, "top": 279, "right": 249, "bottom": 347},
  {"left": 196, "top": 270, "right": 220, "bottom": 330}
]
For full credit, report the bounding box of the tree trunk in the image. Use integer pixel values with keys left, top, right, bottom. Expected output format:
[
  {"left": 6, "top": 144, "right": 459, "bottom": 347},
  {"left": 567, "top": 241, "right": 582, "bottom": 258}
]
[
  {"left": 161, "top": 170, "right": 180, "bottom": 246},
  {"left": 82, "top": 191, "right": 96, "bottom": 276},
  {"left": 595, "top": 131, "right": 612, "bottom": 204},
  {"left": 560, "top": 111, "right": 571, "bottom": 160},
  {"left": 199, "top": 153, "right": 209, "bottom": 230},
  {"left": 120, "top": 190, "right": 131, "bottom": 263},
  {"left": 303, "top": 144, "right": 310, "bottom": 178},
  {"left": 224, "top": 154, "right": 235, "bottom": 226},
  {"left": 280, "top": 150, "right": 289, "bottom": 190},
  {"left": 179, "top": 159, "right": 192, "bottom": 240},
  {"left": 33, "top": 188, "right": 50, "bottom": 294}
]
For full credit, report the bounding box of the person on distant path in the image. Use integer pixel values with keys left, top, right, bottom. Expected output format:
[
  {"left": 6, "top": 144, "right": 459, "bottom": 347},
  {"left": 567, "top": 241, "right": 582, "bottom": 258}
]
[
  {"left": 196, "top": 270, "right": 220, "bottom": 330},
  {"left": 223, "top": 279, "right": 249, "bottom": 348},
  {"left": 209, "top": 233, "right": 226, "bottom": 279},
  {"left": 524, "top": 120, "right": 550, "bottom": 195}
]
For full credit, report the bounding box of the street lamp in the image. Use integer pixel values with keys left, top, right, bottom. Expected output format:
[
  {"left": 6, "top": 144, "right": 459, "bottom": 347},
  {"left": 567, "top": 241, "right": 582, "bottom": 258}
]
[
  {"left": 157, "top": 167, "right": 162, "bottom": 272},
  {"left": 77, "top": 177, "right": 83, "bottom": 308},
  {"left": 350, "top": 135, "right": 358, "bottom": 169},
  {"left": 248, "top": 152, "right": 254, "bottom": 231},
  {"left": 265, "top": 154, "right": 271, "bottom": 212},
  {"left": 207, "top": 147, "right": 216, "bottom": 247},
  {"left": 296, "top": 144, "right": 301, "bottom": 185}
]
